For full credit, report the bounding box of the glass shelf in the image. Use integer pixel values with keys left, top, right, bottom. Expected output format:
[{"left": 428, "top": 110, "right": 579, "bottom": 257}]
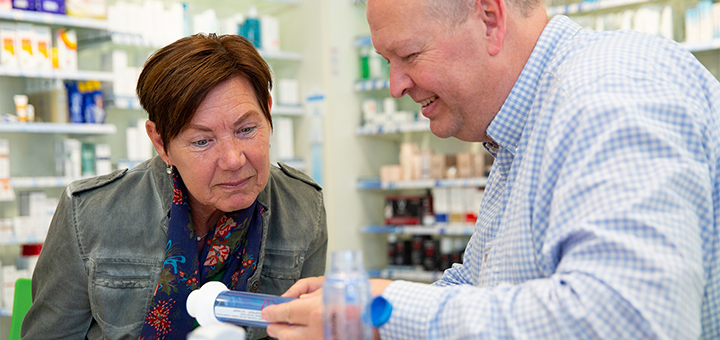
[
  {"left": 361, "top": 224, "right": 475, "bottom": 235},
  {"left": 9, "top": 176, "right": 92, "bottom": 189},
  {"left": 0, "top": 122, "right": 117, "bottom": 134},
  {"left": 680, "top": 39, "right": 720, "bottom": 53},
  {"left": 259, "top": 49, "right": 303, "bottom": 61},
  {"left": 356, "top": 120, "right": 430, "bottom": 135},
  {"left": 272, "top": 105, "right": 304, "bottom": 116},
  {"left": 357, "top": 177, "right": 487, "bottom": 190},
  {"left": 354, "top": 36, "right": 372, "bottom": 48},
  {"left": 0, "top": 233, "right": 45, "bottom": 246},
  {"left": 367, "top": 268, "right": 442, "bottom": 282},
  {"left": 355, "top": 79, "right": 389, "bottom": 92},
  {"left": 0, "top": 9, "right": 107, "bottom": 30},
  {"left": 546, "top": 0, "right": 650, "bottom": 16},
  {"left": 0, "top": 67, "right": 115, "bottom": 82}
]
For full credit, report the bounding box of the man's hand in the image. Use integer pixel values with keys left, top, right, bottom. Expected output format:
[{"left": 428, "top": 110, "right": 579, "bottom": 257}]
[
  {"left": 262, "top": 277, "right": 326, "bottom": 340},
  {"left": 261, "top": 277, "right": 394, "bottom": 340},
  {"left": 281, "top": 276, "right": 326, "bottom": 298}
]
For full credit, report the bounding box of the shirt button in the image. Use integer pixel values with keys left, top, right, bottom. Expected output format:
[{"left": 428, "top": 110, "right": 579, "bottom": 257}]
[{"left": 251, "top": 280, "right": 260, "bottom": 292}]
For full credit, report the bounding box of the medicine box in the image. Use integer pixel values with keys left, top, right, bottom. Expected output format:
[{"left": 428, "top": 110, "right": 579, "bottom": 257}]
[
  {"left": 55, "top": 28, "right": 77, "bottom": 71},
  {"left": 0, "top": 23, "right": 18, "bottom": 69},
  {"left": 16, "top": 23, "right": 35, "bottom": 69}
]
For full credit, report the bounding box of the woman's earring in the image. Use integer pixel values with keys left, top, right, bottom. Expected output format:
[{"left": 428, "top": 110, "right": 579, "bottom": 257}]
[{"left": 166, "top": 163, "right": 172, "bottom": 175}]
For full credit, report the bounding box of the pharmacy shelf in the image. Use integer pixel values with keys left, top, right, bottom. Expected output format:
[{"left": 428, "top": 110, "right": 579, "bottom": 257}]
[
  {"left": 259, "top": 49, "right": 303, "bottom": 61},
  {"left": 0, "top": 67, "right": 115, "bottom": 82},
  {"left": 356, "top": 120, "right": 430, "bottom": 135},
  {"left": 355, "top": 79, "right": 390, "bottom": 92},
  {"left": 107, "top": 95, "right": 142, "bottom": 110},
  {"left": 0, "top": 234, "right": 45, "bottom": 246},
  {"left": 361, "top": 224, "right": 475, "bottom": 236},
  {"left": 261, "top": 0, "right": 302, "bottom": 4},
  {"left": 78, "top": 31, "right": 166, "bottom": 50},
  {"left": 367, "top": 268, "right": 442, "bottom": 282},
  {"left": 10, "top": 176, "right": 91, "bottom": 189},
  {"left": 354, "top": 36, "right": 373, "bottom": 48},
  {"left": 272, "top": 105, "right": 304, "bottom": 116},
  {"left": 109, "top": 96, "right": 305, "bottom": 113},
  {"left": 680, "top": 39, "right": 720, "bottom": 52},
  {"left": 357, "top": 177, "right": 488, "bottom": 190},
  {"left": 0, "top": 9, "right": 108, "bottom": 30},
  {"left": 0, "top": 122, "right": 117, "bottom": 134},
  {"left": 79, "top": 31, "right": 304, "bottom": 61},
  {"left": 546, "top": 0, "right": 650, "bottom": 16}
]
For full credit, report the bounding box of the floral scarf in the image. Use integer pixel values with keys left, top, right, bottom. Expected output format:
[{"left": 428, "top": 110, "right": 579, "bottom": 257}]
[{"left": 139, "top": 168, "right": 264, "bottom": 339}]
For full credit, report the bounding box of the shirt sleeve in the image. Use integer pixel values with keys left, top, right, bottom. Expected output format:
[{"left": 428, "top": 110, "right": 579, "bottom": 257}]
[{"left": 378, "top": 84, "right": 712, "bottom": 339}]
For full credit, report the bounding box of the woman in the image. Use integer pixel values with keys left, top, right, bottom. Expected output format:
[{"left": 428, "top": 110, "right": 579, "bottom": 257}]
[{"left": 22, "top": 34, "right": 327, "bottom": 340}]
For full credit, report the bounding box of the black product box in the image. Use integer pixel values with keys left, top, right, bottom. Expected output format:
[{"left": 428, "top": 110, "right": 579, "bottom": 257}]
[
  {"left": 384, "top": 195, "right": 423, "bottom": 225},
  {"left": 422, "top": 238, "right": 440, "bottom": 272}
]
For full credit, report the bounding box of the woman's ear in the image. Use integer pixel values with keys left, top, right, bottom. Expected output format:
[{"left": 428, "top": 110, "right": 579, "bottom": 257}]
[
  {"left": 145, "top": 120, "right": 170, "bottom": 163},
  {"left": 476, "top": 0, "right": 507, "bottom": 56}
]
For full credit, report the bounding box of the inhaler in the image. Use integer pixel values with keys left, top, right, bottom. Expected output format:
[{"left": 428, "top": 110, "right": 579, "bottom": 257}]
[{"left": 187, "top": 281, "right": 295, "bottom": 328}]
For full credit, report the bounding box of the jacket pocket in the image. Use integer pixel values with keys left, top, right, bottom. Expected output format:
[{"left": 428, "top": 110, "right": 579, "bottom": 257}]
[
  {"left": 89, "top": 258, "right": 158, "bottom": 336},
  {"left": 260, "top": 248, "right": 305, "bottom": 294}
]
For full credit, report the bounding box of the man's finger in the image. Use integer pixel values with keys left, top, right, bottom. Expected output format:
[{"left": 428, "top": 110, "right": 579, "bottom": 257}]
[
  {"left": 262, "top": 294, "right": 321, "bottom": 324},
  {"left": 282, "top": 276, "right": 326, "bottom": 298}
]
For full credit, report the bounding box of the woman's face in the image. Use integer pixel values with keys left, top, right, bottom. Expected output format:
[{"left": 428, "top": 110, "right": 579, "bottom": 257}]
[{"left": 157, "top": 76, "right": 271, "bottom": 216}]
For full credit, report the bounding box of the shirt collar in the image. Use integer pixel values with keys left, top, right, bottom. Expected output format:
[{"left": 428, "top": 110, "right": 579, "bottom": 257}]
[{"left": 485, "top": 15, "right": 581, "bottom": 155}]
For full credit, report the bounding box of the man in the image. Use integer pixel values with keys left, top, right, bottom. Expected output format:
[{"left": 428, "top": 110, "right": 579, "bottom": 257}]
[{"left": 262, "top": 0, "right": 720, "bottom": 338}]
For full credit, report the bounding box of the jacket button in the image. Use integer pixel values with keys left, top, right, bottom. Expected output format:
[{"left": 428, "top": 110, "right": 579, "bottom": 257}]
[{"left": 251, "top": 280, "right": 260, "bottom": 292}]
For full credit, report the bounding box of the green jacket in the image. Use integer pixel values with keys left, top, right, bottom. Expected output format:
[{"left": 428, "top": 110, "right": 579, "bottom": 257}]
[{"left": 22, "top": 156, "right": 327, "bottom": 340}]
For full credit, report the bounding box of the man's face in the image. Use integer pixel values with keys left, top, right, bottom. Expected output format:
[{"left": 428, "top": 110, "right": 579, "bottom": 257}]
[{"left": 368, "top": 0, "right": 500, "bottom": 142}]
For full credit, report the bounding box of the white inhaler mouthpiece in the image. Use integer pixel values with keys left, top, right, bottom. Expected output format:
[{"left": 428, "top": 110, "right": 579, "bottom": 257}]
[{"left": 187, "top": 281, "right": 228, "bottom": 326}]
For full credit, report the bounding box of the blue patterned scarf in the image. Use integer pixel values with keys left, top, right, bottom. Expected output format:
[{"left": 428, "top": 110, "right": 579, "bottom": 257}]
[{"left": 139, "top": 168, "right": 264, "bottom": 339}]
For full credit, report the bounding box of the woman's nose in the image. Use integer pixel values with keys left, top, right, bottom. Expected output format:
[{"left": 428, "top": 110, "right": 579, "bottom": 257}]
[{"left": 218, "top": 141, "right": 246, "bottom": 170}]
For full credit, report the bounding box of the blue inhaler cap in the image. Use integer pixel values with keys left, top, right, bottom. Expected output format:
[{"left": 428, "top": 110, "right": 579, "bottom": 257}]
[{"left": 370, "top": 296, "right": 393, "bottom": 327}]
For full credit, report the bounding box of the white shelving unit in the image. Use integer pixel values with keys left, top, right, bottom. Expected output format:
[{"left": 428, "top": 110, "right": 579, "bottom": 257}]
[
  {"left": 354, "top": 78, "right": 389, "bottom": 91},
  {"left": 367, "top": 268, "right": 442, "bottom": 282},
  {"left": 681, "top": 39, "right": 720, "bottom": 52},
  {"left": 546, "top": 0, "right": 651, "bottom": 16},
  {"left": 260, "top": 49, "right": 303, "bottom": 61},
  {"left": 0, "top": 67, "right": 114, "bottom": 82},
  {"left": 356, "top": 120, "right": 430, "bottom": 135},
  {"left": 0, "top": 9, "right": 107, "bottom": 29},
  {"left": 0, "top": 233, "right": 45, "bottom": 246},
  {"left": 272, "top": 104, "right": 304, "bottom": 116},
  {"left": 0, "top": 123, "right": 117, "bottom": 134},
  {"left": 10, "top": 176, "right": 91, "bottom": 189}
]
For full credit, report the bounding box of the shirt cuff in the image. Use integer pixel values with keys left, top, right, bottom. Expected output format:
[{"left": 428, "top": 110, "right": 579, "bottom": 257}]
[{"left": 377, "top": 280, "right": 443, "bottom": 340}]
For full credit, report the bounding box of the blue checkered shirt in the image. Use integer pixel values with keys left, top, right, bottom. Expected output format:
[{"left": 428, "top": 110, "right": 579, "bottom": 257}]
[{"left": 379, "top": 15, "right": 720, "bottom": 340}]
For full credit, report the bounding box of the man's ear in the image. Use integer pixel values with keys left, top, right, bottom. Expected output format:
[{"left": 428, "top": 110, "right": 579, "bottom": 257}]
[
  {"left": 476, "top": 0, "right": 507, "bottom": 56},
  {"left": 145, "top": 120, "right": 170, "bottom": 164}
]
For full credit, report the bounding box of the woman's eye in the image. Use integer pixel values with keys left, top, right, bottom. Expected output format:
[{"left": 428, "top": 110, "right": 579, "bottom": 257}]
[
  {"left": 239, "top": 126, "right": 256, "bottom": 135},
  {"left": 192, "top": 139, "right": 209, "bottom": 147}
]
